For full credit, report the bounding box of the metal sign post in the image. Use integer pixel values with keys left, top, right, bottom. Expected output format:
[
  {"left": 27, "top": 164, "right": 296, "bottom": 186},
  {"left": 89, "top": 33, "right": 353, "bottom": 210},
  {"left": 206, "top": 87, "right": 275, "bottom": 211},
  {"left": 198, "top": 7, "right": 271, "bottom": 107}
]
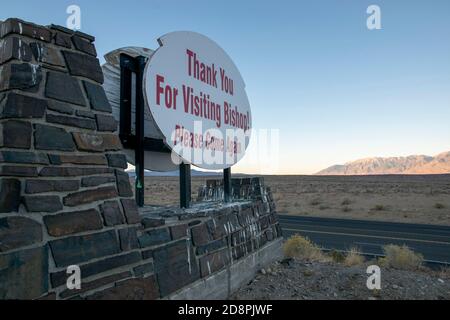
[
  {"left": 119, "top": 53, "right": 192, "bottom": 209},
  {"left": 119, "top": 54, "right": 163, "bottom": 207},
  {"left": 179, "top": 163, "right": 192, "bottom": 208},
  {"left": 120, "top": 53, "right": 146, "bottom": 207},
  {"left": 134, "top": 56, "right": 146, "bottom": 207},
  {"left": 224, "top": 168, "right": 232, "bottom": 203},
  {"left": 119, "top": 54, "right": 147, "bottom": 207}
]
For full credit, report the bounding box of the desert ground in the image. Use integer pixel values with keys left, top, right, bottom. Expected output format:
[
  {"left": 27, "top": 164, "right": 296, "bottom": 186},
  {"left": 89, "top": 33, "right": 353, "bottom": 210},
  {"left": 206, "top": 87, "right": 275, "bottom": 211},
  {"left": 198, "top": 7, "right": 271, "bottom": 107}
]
[
  {"left": 231, "top": 258, "right": 450, "bottom": 300},
  {"left": 131, "top": 174, "right": 450, "bottom": 226}
]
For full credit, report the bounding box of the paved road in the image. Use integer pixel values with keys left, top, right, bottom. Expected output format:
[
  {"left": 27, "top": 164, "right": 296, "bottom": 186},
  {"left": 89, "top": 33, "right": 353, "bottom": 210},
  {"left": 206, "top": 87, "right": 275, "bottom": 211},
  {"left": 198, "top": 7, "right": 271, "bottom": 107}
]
[{"left": 279, "top": 215, "right": 450, "bottom": 265}]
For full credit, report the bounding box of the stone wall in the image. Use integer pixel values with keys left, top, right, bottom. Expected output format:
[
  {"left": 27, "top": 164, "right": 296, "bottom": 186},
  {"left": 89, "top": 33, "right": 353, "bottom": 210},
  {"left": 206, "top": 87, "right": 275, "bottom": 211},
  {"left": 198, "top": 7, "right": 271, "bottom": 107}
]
[{"left": 0, "top": 18, "right": 282, "bottom": 300}]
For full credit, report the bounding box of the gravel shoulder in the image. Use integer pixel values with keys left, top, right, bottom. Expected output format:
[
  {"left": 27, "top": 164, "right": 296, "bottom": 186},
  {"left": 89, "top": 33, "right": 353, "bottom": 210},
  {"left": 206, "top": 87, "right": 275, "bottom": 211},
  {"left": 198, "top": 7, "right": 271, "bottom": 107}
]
[{"left": 232, "top": 259, "right": 450, "bottom": 300}]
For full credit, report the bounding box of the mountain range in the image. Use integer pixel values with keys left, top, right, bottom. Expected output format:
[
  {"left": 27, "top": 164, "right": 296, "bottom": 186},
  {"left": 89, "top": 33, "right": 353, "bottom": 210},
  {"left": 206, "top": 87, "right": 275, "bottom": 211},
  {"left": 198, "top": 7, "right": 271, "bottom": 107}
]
[{"left": 316, "top": 151, "right": 450, "bottom": 175}]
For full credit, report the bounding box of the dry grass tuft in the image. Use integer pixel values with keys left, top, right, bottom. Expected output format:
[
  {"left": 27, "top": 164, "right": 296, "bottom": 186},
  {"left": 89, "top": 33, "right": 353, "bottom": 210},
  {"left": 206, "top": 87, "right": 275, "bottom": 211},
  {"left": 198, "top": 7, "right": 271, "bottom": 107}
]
[
  {"left": 438, "top": 267, "right": 450, "bottom": 280},
  {"left": 341, "top": 198, "right": 352, "bottom": 206},
  {"left": 434, "top": 203, "right": 446, "bottom": 209},
  {"left": 343, "top": 248, "right": 365, "bottom": 266},
  {"left": 380, "top": 245, "right": 423, "bottom": 270},
  {"left": 283, "top": 235, "right": 327, "bottom": 262},
  {"left": 329, "top": 250, "right": 345, "bottom": 263}
]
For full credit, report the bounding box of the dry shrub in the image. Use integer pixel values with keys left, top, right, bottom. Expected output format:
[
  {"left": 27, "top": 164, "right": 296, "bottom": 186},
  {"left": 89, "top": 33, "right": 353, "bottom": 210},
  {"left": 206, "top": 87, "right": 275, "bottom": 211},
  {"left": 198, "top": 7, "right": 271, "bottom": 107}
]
[
  {"left": 273, "top": 193, "right": 284, "bottom": 202},
  {"left": 438, "top": 267, "right": 450, "bottom": 280},
  {"left": 341, "top": 198, "right": 352, "bottom": 206},
  {"left": 344, "top": 248, "right": 365, "bottom": 266},
  {"left": 283, "top": 235, "right": 326, "bottom": 261},
  {"left": 373, "top": 205, "right": 386, "bottom": 211},
  {"left": 329, "top": 250, "right": 345, "bottom": 263},
  {"left": 381, "top": 245, "right": 423, "bottom": 270},
  {"left": 434, "top": 203, "right": 445, "bottom": 209},
  {"left": 303, "top": 269, "right": 314, "bottom": 277},
  {"left": 310, "top": 199, "right": 321, "bottom": 206}
]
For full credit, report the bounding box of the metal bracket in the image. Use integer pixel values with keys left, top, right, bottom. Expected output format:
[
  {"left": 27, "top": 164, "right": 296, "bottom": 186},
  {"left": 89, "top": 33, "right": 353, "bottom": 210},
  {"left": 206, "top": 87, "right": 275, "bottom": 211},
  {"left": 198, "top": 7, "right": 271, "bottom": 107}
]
[{"left": 119, "top": 54, "right": 148, "bottom": 207}]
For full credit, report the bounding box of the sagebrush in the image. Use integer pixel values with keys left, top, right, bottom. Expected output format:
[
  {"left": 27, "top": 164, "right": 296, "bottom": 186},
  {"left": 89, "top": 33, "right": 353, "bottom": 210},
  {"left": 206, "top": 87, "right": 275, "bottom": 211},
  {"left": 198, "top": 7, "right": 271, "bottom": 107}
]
[
  {"left": 380, "top": 245, "right": 423, "bottom": 270},
  {"left": 343, "top": 248, "right": 365, "bottom": 266},
  {"left": 283, "top": 235, "right": 327, "bottom": 261}
]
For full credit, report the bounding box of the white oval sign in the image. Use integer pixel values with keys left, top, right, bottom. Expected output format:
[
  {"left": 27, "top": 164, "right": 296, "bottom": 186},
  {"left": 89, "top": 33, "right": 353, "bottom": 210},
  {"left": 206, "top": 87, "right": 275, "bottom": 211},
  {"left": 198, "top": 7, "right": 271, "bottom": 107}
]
[{"left": 144, "top": 31, "right": 252, "bottom": 170}]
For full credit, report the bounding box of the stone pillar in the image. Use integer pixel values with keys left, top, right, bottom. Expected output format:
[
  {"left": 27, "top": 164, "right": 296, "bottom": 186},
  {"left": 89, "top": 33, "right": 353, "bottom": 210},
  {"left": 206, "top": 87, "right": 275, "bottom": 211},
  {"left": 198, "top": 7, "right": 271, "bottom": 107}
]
[
  {"left": 0, "top": 18, "right": 156, "bottom": 299},
  {"left": 0, "top": 18, "right": 283, "bottom": 301}
]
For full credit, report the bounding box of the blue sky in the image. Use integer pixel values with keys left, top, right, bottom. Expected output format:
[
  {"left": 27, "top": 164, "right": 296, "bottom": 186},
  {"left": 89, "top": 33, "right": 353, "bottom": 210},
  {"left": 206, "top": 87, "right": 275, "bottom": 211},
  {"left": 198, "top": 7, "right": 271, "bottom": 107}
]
[{"left": 3, "top": 0, "right": 450, "bottom": 174}]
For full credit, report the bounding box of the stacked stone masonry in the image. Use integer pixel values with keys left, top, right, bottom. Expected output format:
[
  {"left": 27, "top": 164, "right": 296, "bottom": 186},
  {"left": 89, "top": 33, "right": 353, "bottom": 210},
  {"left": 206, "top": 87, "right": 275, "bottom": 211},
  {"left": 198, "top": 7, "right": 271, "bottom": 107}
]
[{"left": 0, "top": 18, "right": 282, "bottom": 300}]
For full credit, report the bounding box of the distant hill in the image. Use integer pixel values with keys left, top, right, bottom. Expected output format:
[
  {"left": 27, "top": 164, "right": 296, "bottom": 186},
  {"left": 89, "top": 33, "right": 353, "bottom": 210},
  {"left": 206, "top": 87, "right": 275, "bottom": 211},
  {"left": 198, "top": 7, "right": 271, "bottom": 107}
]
[
  {"left": 127, "top": 169, "right": 222, "bottom": 177},
  {"left": 316, "top": 151, "right": 450, "bottom": 175}
]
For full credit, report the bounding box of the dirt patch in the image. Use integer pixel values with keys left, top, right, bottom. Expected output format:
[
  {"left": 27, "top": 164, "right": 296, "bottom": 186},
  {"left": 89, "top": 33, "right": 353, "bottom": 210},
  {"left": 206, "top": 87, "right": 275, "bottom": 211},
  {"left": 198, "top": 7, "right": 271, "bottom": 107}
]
[
  {"left": 131, "top": 174, "right": 450, "bottom": 225},
  {"left": 232, "top": 259, "right": 450, "bottom": 300},
  {"left": 262, "top": 175, "right": 450, "bottom": 226}
]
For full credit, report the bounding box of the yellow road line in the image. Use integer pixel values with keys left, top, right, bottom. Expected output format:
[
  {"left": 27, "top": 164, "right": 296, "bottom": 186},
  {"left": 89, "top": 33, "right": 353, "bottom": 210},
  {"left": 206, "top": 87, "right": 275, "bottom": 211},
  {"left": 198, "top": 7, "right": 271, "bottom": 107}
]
[{"left": 283, "top": 228, "right": 450, "bottom": 246}]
